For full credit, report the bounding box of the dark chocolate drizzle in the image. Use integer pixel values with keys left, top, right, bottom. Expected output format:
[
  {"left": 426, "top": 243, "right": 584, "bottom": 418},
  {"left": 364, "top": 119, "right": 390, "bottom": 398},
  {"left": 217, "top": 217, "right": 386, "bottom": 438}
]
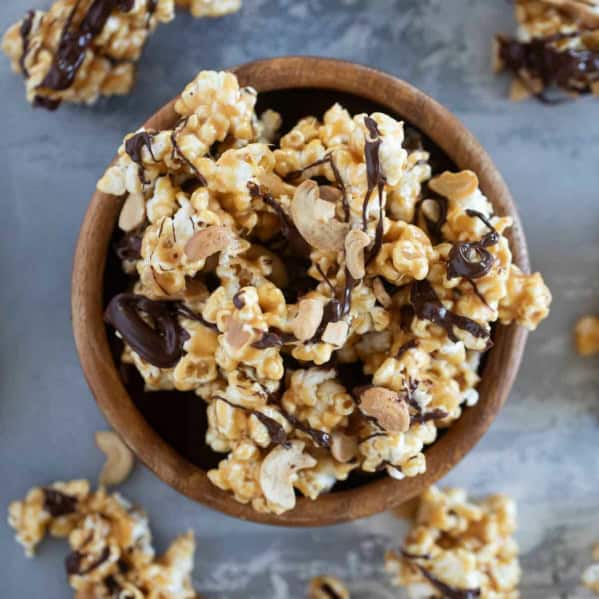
[
  {"left": 40, "top": 0, "right": 135, "bottom": 92},
  {"left": 496, "top": 33, "right": 599, "bottom": 102},
  {"left": 400, "top": 550, "right": 481, "bottom": 599},
  {"left": 362, "top": 116, "right": 386, "bottom": 265},
  {"left": 215, "top": 396, "right": 289, "bottom": 447},
  {"left": 65, "top": 546, "right": 111, "bottom": 576},
  {"left": 282, "top": 410, "right": 331, "bottom": 448},
  {"left": 19, "top": 10, "right": 35, "bottom": 77},
  {"left": 104, "top": 294, "right": 191, "bottom": 368},
  {"left": 125, "top": 131, "right": 156, "bottom": 183},
  {"left": 114, "top": 229, "right": 143, "bottom": 262},
  {"left": 414, "top": 189, "right": 448, "bottom": 244},
  {"left": 248, "top": 181, "right": 311, "bottom": 257},
  {"left": 321, "top": 583, "right": 343, "bottom": 599},
  {"left": 251, "top": 328, "right": 296, "bottom": 349},
  {"left": 172, "top": 302, "right": 219, "bottom": 332},
  {"left": 171, "top": 123, "right": 207, "bottom": 186},
  {"left": 43, "top": 488, "right": 78, "bottom": 517},
  {"left": 410, "top": 280, "right": 489, "bottom": 343},
  {"left": 396, "top": 339, "right": 419, "bottom": 359},
  {"left": 33, "top": 95, "right": 61, "bottom": 110},
  {"left": 411, "top": 408, "right": 448, "bottom": 425}
]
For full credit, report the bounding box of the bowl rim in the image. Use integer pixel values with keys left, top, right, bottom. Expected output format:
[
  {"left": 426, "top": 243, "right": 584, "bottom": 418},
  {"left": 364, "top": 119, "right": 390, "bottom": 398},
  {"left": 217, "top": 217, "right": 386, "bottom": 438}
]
[{"left": 72, "top": 56, "right": 529, "bottom": 527}]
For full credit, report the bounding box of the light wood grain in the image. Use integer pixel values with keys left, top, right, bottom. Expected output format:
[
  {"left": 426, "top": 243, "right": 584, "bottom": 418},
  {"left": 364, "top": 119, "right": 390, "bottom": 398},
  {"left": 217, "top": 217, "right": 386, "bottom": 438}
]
[{"left": 71, "top": 57, "right": 529, "bottom": 527}]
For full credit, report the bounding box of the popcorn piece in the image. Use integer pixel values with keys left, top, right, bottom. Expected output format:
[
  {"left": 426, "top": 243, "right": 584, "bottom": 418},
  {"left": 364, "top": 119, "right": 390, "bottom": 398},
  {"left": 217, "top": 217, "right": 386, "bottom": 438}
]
[
  {"left": 98, "top": 70, "right": 550, "bottom": 514},
  {"left": 176, "top": 0, "right": 242, "bottom": 18},
  {"left": 8, "top": 481, "right": 199, "bottom": 599},
  {"left": 385, "top": 486, "right": 521, "bottom": 598},
  {"left": 574, "top": 315, "right": 599, "bottom": 356},
  {"left": 2, "top": 0, "right": 175, "bottom": 109},
  {"left": 308, "top": 575, "right": 350, "bottom": 599},
  {"left": 495, "top": 0, "right": 599, "bottom": 101}
]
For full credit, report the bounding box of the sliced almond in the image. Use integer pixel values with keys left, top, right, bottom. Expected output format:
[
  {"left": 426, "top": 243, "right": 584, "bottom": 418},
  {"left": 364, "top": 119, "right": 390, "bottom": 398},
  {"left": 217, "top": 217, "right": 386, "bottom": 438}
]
[
  {"left": 291, "top": 180, "right": 349, "bottom": 251},
  {"left": 95, "top": 431, "right": 135, "bottom": 487},
  {"left": 322, "top": 321, "right": 349, "bottom": 346},
  {"left": 428, "top": 170, "right": 479, "bottom": 201},
  {"left": 319, "top": 185, "right": 343, "bottom": 203},
  {"left": 259, "top": 441, "right": 316, "bottom": 512},
  {"left": 118, "top": 191, "right": 145, "bottom": 232},
  {"left": 345, "top": 229, "right": 371, "bottom": 279},
  {"left": 225, "top": 317, "right": 252, "bottom": 350},
  {"left": 358, "top": 386, "right": 410, "bottom": 433},
  {"left": 292, "top": 298, "right": 324, "bottom": 342},
  {"left": 330, "top": 432, "right": 358, "bottom": 463},
  {"left": 184, "top": 225, "right": 230, "bottom": 262}
]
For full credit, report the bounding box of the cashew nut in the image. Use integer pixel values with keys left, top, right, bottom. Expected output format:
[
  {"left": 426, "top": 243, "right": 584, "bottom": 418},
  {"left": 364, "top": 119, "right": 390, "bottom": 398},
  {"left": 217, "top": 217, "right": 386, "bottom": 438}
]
[
  {"left": 118, "top": 191, "right": 145, "bottom": 232},
  {"left": 291, "top": 180, "right": 349, "bottom": 251},
  {"left": 330, "top": 432, "right": 358, "bottom": 463},
  {"left": 95, "top": 431, "right": 135, "bottom": 487},
  {"left": 259, "top": 441, "right": 316, "bottom": 513},
  {"left": 344, "top": 229, "right": 371, "bottom": 279},
  {"left": 184, "top": 225, "right": 230, "bottom": 262},
  {"left": 292, "top": 298, "right": 324, "bottom": 341},
  {"left": 358, "top": 386, "right": 410, "bottom": 433},
  {"left": 428, "top": 170, "right": 479, "bottom": 201},
  {"left": 321, "top": 321, "right": 349, "bottom": 347}
]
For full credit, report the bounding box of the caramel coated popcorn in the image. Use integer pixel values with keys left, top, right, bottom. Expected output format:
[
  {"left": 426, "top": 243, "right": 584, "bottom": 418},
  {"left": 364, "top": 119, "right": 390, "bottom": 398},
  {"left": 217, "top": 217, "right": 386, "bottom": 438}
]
[
  {"left": 8, "top": 481, "right": 198, "bottom": 599},
  {"left": 2, "top": 0, "right": 175, "bottom": 109},
  {"left": 100, "top": 70, "right": 550, "bottom": 515},
  {"left": 574, "top": 315, "right": 599, "bottom": 356},
  {"left": 176, "top": 0, "right": 242, "bottom": 18},
  {"left": 385, "top": 486, "right": 521, "bottom": 598},
  {"left": 495, "top": 0, "right": 599, "bottom": 101},
  {"left": 583, "top": 543, "right": 599, "bottom": 595}
]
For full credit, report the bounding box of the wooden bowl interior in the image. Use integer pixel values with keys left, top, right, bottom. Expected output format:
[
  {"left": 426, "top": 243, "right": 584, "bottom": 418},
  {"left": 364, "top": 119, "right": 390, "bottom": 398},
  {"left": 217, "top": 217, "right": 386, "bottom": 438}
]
[{"left": 74, "top": 58, "right": 529, "bottom": 526}]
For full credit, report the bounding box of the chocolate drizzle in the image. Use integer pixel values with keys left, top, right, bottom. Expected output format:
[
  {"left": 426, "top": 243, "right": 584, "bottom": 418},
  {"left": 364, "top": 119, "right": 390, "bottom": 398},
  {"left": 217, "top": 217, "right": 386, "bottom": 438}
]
[
  {"left": 104, "top": 294, "right": 190, "bottom": 368},
  {"left": 171, "top": 123, "right": 207, "bottom": 186},
  {"left": 362, "top": 116, "right": 386, "bottom": 265},
  {"left": 125, "top": 131, "right": 156, "bottom": 183},
  {"left": 251, "top": 328, "right": 295, "bottom": 349},
  {"left": 497, "top": 33, "right": 599, "bottom": 102},
  {"left": 410, "top": 280, "right": 489, "bottom": 343},
  {"left": 65, "top": 546, "right": 111, "bottom": 576},
  {"left": 411, "top": 408, "right": 448, "bottom": 424},
  {"left": 396, "top": 339, "right": 419, "bottom": 359},
  {"left": 400, "top": 550, "right": 481, "bottom": 599},
  {"left": 19, "top": 10, "right": 35, "bottom": 77},
  {"left": 248, "top": 181, "right": 311, "bottom": 257},
  {"left": 282, "top": 411, "right": 331, "bottom": 448},
  {"left": 321, "top": 583, "right": 343, "bottom": 599},
  {"left": 40, "top": 0, "right": 135, "bottom": 93},
  {"left": 43, "top": 488, "right": 78, "bottom": 517},
  {"left": 414, "top": 189, "right": 448, "bottom": 244},
  {"left": 33, "top": 95, "right": 61, "bottom": 110},
  {"left": 172, "top": 302, "right": 219, "bottom": 332}
]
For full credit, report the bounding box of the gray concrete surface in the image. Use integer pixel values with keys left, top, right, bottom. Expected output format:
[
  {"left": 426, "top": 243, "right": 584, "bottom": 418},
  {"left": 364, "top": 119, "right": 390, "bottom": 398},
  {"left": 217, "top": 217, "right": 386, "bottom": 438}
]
[{"left": 1, "top": 1, "right": 598, "bottom": 597}]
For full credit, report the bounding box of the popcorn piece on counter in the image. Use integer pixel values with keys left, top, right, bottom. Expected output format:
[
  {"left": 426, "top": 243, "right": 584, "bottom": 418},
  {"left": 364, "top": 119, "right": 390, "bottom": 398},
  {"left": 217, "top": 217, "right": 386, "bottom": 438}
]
[
  {"left": 308, "top": 575, "right": 350, "bottom": 599},
  {"left": 2, "top": 0, "right": 175, "bottom": 109},
  {"left": 495, "top": 0, "right": 599, "bottom": 101},
  {"left": 8, "top": 481, "right": 199, "bottom": 599},
  {"left": 176, "top": 0, "right": 241, "bottom": 17},
  {"left": 99, "top": 69, "right": 551, "bottom": 514},
  {"left": 574, "top": 315, "right": 599, "bottom": 356},
  {"left": 385, "top": 486, "right": 521, "bottom": 598}
]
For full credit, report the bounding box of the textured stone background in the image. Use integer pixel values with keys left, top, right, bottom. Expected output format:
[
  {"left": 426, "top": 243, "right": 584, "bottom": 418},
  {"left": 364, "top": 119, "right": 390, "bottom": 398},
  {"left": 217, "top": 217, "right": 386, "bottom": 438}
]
[{"left": 1, "top": 1, "right": 598, "bottom": 597}]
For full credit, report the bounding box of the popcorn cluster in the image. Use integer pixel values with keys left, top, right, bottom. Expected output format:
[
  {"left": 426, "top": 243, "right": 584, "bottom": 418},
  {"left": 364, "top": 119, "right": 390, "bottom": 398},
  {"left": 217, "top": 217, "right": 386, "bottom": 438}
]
[
  {"left": 2, "top": 0, "right": 242, "bottom": 109},
  {"left": 99, "top": 70, "right": 551, "bottom": 515},
  {"left": 495, "top": 0, "right": 599, "bottom": 101},
  {"left": 574, "top": 315, "right": 599, "bottom": 356},
  {"left": 8, "top": 480, "right": 198, "bottom": 599},
  {"left": 385, "top": 486, "right": 521, "bottom": 598}
]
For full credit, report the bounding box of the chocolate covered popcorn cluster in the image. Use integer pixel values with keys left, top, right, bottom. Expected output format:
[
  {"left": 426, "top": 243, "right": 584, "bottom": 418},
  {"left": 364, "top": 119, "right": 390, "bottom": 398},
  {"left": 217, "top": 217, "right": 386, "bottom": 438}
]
[
  {"left": 495, "top": 0, "right": 599, "bottom": 101},
  {"left": 99, "top": 70, "right": 551, "bottom": 515},
  {"left": 8, "top": 480, "right": 198, "bottom": 599},
  {"left": 385, "top": 486, "right": 521, "bottom": 598},
  {"left": 2, "top": 0, "right": 242, "bottom": 110}
]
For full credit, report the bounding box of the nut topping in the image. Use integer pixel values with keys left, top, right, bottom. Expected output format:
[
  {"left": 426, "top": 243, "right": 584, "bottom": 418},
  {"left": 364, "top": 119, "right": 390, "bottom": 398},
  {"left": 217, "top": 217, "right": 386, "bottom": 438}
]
[
  {"left": 344, "top": 229, "right": 371, "bottom": 279},
  {"left": 330, "top": 433, "right": 358, "bottom": 463},
  {"left": 184, "top": 225, "right": 230, "bottom": 261},
  {"left": 292, "top": 298, "right": 324, "bottom": 341},
  {"left": 357, "top": 386, "right": 410, "bottom": 433},
  {"left": 95, "top": 431, "right": 135, "bottom": 487},
  {"left": 291, "top": 180, "right": 349, "bottom": 251},
  {"left": 428, "top": 170, "right": 479, "bottom": 201},
  {"left": 322, "top": 321, "right": 349, "bottom": 347},
  {"left": 118, "top": 192, "right": 145, "bottom": 232}
]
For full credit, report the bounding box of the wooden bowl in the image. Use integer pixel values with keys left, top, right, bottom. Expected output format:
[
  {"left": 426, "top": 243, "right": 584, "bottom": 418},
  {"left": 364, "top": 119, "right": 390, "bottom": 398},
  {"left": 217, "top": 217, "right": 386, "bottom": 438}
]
[{"left": 72, "top": 57, "right": 529, "bottom": 526}]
